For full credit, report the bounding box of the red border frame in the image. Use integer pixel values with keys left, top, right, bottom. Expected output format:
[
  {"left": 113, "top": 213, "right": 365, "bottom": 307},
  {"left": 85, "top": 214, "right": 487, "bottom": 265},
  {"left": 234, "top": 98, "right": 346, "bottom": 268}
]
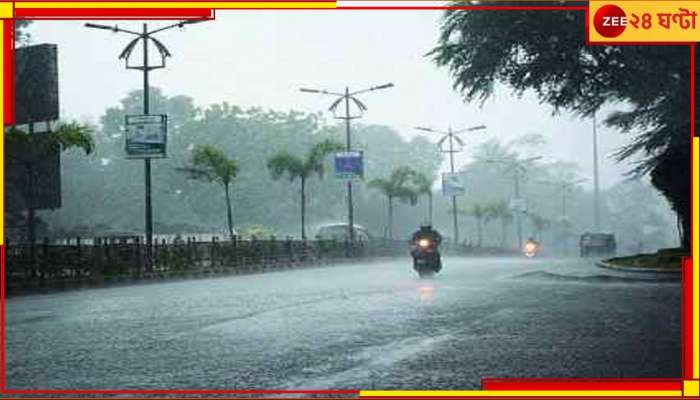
[{"left": 0, "top": 2, "right": 694, "bottom": 396}]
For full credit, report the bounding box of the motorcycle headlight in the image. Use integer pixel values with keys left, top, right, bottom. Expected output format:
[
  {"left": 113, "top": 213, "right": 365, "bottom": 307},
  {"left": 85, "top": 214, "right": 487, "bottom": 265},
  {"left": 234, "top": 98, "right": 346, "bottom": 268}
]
[
  {"left": 524, "top": 242, "right": 536, "bottom": 252},
  {"left": 418, "top": 239, "right": 430, "bottom": 248}
]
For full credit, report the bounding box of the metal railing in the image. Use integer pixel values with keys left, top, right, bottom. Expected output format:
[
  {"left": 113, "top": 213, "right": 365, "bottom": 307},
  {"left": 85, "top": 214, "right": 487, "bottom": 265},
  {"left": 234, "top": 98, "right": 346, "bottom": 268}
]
[{"left": 5, "top": 236, "right": 408, "bottom": 293}]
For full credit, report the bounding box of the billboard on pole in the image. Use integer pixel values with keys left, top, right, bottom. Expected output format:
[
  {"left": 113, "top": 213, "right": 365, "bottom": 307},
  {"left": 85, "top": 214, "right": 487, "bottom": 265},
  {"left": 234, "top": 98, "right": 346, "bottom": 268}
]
[
  {"left": 125, "top": 114, "right": 167, "bottom": 158},
  {"left": 334, "top": 151, "right": 363, "bottom": 179},
  {"left": 442, "top": 173, "right": 465, "bottom": 196},
  {"left": 5, "top": 139, "right": 61, "bottom": 210},
  {"left": 15, "top": 43, "right": 59, "bottom": 125}
]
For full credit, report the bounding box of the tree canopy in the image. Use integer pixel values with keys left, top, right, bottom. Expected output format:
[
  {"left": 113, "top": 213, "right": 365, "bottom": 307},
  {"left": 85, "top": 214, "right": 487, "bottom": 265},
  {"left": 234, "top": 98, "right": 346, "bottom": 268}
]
[
  {"left": 429, "top": 3, "right": 692, "bottom": 247},
  {"left": 42, "top": 88, "right": 444, "bottom": 239}
]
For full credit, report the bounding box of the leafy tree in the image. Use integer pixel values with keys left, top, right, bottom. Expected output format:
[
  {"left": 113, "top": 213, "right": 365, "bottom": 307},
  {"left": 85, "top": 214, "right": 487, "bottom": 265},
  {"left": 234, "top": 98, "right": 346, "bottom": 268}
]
[
  {"left": 411, "top": 171, "right": 435, "bottom": 224},
  {"left": 6, "top": 122, "right": 94, "bottom": 246},
  {"left": 179, "top": 145, "right": 239, "bottom": 240},
  {"left": 604, "top": 179, "right": 677, "bottom": 252},
  {"left": 430, "top": 3, "right": 692, "bottom": 248},
  {"left": 267, "top": 139, "right": 343, "bottom": 240},
  {"left": 15, "top": 21, "right": 32, "bottom": 47},
  {"left": 368, "top": 167, "right": 419, "bottom": 240},
  {"left": 45, "top": 89, "right": 444, "bottom": 239}
]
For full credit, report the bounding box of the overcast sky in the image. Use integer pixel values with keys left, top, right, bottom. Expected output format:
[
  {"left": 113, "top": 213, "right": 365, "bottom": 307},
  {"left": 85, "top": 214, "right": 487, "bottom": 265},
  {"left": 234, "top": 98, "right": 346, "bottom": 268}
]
[{"left": 26, "top": 10, "right": 638, "bottom": 189}]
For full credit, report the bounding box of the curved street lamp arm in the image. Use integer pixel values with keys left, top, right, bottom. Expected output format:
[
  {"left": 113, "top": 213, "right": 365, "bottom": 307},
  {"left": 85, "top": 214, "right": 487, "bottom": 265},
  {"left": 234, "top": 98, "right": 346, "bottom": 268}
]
[
  {"left": 299, "top": 88, "right": 345, "bottom": 97},
  {"left": 452, "top": 125, "right": 487, "bottom": 135},
  {"left": 84, "top": 23, "right": 141, "bottom": 36},
  {"left": 147, "top": 20, "right": 205, "bottom": 35},
  {"left": 350, "top": 82, "right": 394, "bottom": 96},
  {"left": 522, "top": 156, "right": 543, "bottom": 163},
  {"left": 415, "top": 127, "right": 446, "bottom": 135}
]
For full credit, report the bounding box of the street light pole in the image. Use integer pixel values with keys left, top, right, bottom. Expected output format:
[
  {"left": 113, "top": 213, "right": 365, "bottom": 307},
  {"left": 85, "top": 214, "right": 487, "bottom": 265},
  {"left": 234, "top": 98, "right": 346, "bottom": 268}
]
[
  {"left": 141, "top": 24, "right": 153, "bottom": 265},
  {"left": 487, "top": 156, "right": 541, "bottom": 249},
  {"left": 343, "top": 86, "right": 355, "bottom": 243},
  {"left": 300, "top": 83, "right": 394, "bottom": 242},
  {"left": 593, "top": 112, "right": 601, "bottom": 232},
  {"left": 86, "top": 20, "right": 207, "bottom": 270},
  {"left": 415, "top": 124, "right": 486, "bottom": 245},
  {"left": 447, "top": 127, "right": 459, "bottom": 245},
  {"left": 513, "top": 166, "right": 522, "bottom": 249}
]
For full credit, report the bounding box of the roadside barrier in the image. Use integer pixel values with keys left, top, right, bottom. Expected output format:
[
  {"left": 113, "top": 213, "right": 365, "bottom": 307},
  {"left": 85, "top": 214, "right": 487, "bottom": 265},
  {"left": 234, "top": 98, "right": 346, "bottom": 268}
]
[{"left": 5, "top": 236, "right": 519, "bottom": 295}]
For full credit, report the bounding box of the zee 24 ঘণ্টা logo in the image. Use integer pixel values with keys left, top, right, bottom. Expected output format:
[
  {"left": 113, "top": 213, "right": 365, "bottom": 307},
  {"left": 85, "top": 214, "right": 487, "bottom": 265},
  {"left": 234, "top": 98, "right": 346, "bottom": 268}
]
[{"left": 593, "top": 3, "right": 697, "bottom": 38}]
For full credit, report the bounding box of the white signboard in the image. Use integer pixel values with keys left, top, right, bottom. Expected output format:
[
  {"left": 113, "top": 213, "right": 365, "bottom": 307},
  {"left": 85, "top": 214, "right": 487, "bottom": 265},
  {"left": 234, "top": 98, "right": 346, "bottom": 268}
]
[
  {"left": 125, "top": 114, "right": 167, "bottom": 158},
  {"left": 442, "top": 173, "right": 465, "bottom": 196},
  {"left": 510, "top": 197, "right": 527, "bottom": 213}
]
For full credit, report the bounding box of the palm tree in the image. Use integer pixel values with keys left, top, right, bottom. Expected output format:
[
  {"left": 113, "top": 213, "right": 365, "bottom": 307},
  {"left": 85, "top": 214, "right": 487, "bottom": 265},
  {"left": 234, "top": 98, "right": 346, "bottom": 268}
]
[
  {"left": 368, "top": 167, "right": 418, "bottom": 240},
  {"left": 7, "top": 122, "right": 95, "bottom": 247},
  {"left": 267, "top": 139, "right": 343, "bottom": 240},
  {"left": 464, "top": 203, "right": 491, "bottom": 247},
  {"left": 490, "top": 200, "right": 513, "bottom": 248},
  {"left": 179, "top": 144, "right": 239, "bottom": 240},
  {"left": 529, "top": 213, "right": 551, "bottom": 242},
  {"left": 411, "top": 171, "right": 434, "bottom": 224}
]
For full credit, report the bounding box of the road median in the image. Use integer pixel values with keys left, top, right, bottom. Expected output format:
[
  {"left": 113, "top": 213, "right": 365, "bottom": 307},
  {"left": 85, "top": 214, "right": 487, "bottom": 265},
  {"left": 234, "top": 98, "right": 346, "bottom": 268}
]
[{"left": 596, "top": 248, "right": 686, "bottom": 273}]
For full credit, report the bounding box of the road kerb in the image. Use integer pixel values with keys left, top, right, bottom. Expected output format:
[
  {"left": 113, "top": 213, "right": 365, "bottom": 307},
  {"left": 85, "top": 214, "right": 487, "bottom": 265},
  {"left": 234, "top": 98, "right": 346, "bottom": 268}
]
[{"left": 596, "top": 259, "right": 681, "bottom": 274}]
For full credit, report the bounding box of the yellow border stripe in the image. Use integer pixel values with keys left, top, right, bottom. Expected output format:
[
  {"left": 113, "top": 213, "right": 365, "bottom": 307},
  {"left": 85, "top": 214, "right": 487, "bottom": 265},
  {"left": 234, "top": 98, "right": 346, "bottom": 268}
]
[
  {"left": 360, "top": 390, "right": 682, "bottom": 397},
  {"left": 0, "top": 2, "right": 12, "bottom": 18},
  {"left": 15, "top": 2, "right": 336, "bottom": 9}
]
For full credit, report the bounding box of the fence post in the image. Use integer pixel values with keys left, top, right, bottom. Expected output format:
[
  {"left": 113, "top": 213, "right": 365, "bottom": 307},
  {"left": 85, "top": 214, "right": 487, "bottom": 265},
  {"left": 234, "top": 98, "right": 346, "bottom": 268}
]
[
  {"left": 41, "top": 237, "right": 49, "bottom": 281},
  {"left": 135, "top": 236, "right": 142, "bottom": 279},
  {"left": 160, "top": 239, "right": 166, "bottom": 273},
  {"left": 232, "top": 235, "right": 240, "bottom": 273},
  {"left": 211, "top": 236, "right": 217, "bottom": 270},
  {"left": 285, "top": 236, "right": 292, "bottom": 267},
  {"left": 76, "top": 237, "right": 82, "bottom": 278},
  {"left": 187, "top": 237, "right": 193, "bottom": 267},
  {"left": 269, "top": 235, "right": 276, "bottom": 267},
  {"left": 91, "top": 237, "right": 100, "bottom": 282},
  {"left": 251, "top": 235, "right": 260, "bottom": 271}
]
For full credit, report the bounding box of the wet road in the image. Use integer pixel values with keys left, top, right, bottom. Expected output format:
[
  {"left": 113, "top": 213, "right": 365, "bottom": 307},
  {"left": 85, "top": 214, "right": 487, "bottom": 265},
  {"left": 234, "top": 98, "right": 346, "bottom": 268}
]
[{"left": 6, "top": 257, "right": 681, "bottom": 390}]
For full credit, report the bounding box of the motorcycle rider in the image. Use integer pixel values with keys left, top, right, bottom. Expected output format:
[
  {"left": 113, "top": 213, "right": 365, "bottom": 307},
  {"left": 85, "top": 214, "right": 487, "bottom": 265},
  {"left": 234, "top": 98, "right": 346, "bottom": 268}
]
[
  {"left": 410, "top": 224, "right": 443, "bottom": 270},
  {"left": 523, "top": 236, "right": 542, "bottom": 256},
  {"left": 525, "top": 236, "right": 541, "bottom": 248}
]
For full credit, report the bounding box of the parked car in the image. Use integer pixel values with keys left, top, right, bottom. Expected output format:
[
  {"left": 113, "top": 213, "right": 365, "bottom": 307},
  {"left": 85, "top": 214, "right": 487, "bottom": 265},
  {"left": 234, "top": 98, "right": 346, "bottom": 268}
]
[
  {"left": 579, "top": 232, "right": 617, "bottom": 257},
  {"left": 314, "top": 223, "right": 371, "bottom": 241}
]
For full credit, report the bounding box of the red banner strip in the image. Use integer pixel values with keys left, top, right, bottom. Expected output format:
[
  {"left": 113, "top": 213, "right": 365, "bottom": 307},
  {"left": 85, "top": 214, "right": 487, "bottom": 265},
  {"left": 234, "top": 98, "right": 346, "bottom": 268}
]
[
  {"left": 3, "top": 21, "right": 13, "bottom": 126},
  {"left": 481, "top": 378, "right": 683, "bottom": 391},
  {"left": 15, "top": 8, "right": 214, "bottom": 19}
]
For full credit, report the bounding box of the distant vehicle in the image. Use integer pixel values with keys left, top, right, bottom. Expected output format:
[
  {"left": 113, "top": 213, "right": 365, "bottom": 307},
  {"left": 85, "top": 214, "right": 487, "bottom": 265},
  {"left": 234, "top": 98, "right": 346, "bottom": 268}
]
[
  {"left": 314, "top": 223, "right": 371, "bottom": 241},
  {"left": 579, "top": 232, "right": 616, "bottom": 257}
]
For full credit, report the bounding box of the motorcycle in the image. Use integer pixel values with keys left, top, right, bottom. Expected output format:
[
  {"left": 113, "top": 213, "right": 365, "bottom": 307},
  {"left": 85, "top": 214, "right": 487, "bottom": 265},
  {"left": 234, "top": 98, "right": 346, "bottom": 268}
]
[
  {"left": 411, "top": 237, "right": 442, "bottom": 278},
  {"left": 523, "top": 239, "right": 542, "bottom": 258}
]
